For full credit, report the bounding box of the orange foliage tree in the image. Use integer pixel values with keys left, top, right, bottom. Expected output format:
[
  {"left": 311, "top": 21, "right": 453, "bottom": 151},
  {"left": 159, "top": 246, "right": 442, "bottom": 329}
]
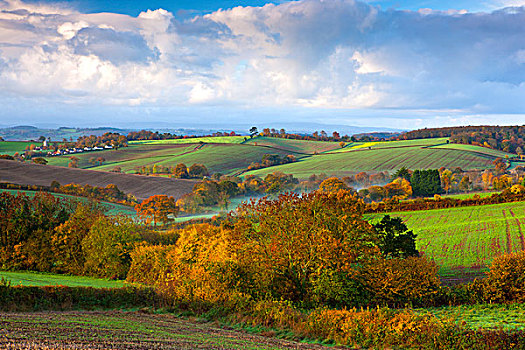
[{"left": 135, "top": 195, "right": 179, "bottom": 227}]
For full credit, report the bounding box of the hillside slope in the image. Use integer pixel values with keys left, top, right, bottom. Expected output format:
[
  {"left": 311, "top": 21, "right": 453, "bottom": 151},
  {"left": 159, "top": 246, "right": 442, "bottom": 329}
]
[{"left": 0, "top": 160, "right": 196, "bottom": 201}]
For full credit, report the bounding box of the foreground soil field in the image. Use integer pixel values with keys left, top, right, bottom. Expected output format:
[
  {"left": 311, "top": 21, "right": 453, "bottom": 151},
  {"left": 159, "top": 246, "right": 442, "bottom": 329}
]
[
  {"left": 0, "top": 311, "right": 342, "bottom": 350},
  {"left": 0, "top": 160, "right": 196, "bottom": 201}
]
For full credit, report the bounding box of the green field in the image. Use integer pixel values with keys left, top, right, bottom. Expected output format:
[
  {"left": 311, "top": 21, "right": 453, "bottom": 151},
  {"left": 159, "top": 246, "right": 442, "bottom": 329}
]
[
  {"left": 441, "top": 191, "right": 498, "bottom": 200},
  {"left": 0, "top": 189, "right": 136, "bottom": 216},
  {"left": 0, "top": 141, "right": 35, "bottom": 155},
  {"left": 129, "top": 136, "right": 246, "bottom": 145},
  {"left": 244, "top": 137, "right": 341, "bottom": 154},
  {"left": 0, "top": 271, "right": 129, "bottom": 288},
  {"left": 420, "top": 303, "right": 525, "bottom": 330},
  {"left": 245, "top": 144, "right": 500, "bottom": 179},
  {"left": 47, "top": 142, "right": 306, "bottom": 176},
  {"left": 371, "top": 201, "right": 525, "bottom": 269},
  {"left": 428, "top": 143, "right": 517, "bottom": 158},
  {"left": 35, "top": 136, "right": 518, "bottom": 180}
]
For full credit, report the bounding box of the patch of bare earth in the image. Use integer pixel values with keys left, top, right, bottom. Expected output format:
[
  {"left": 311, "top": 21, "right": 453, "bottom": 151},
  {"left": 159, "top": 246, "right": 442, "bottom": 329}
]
[
  {"left": 0, "top": 311, "right": 346, "bottom": 350},
  {"left": 0, "top": 160, "right": 196, "bottom": 201}
]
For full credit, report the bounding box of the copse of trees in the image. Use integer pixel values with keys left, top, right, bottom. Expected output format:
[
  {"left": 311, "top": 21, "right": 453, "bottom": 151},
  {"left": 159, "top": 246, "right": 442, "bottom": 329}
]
[
  {"left": 410, "top": 169, "right": 442, "bottom": 197},
  {"left": 136, "top": 163, "right": 209, "bottom": 179},
  {"left": 129, "top": 189, "right": 438, "bottom": 309},
  {"left": 396, "top": 125, "right": 525, "bottom": 155},
  {"left": 247, "top": 154, "right": 297, "bottom": 170}
]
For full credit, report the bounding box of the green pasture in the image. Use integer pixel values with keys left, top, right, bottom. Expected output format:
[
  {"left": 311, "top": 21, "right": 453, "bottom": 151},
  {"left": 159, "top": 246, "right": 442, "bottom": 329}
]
[
  {"left": 0, "top": 271, "right": 129, "bottom": 288},
  {"left": 47, "top": 142, "right": 304, "bottom": 175},
  {"left": 128, "top": 136, "right": 246, "bottom": 145},
  {"left": 370, "top": 201, "right": 525, "bottom": 269},
  {"left": 0, "top": 189, "right": 136, "bottom": 216},
  {"left": 45, "top": 144, "right": 197, "bottom": 170},
  {"left": 420, "top": 303, "right": 525, "bottom": 330},
  {"left": 0, "top": 141, "right": 35, "bottom": 155},
  {"left": 441, "top": 191, "right": 498, "bottom": 200},
  {"left": 244, "top": 136, "right": 341, "bottom": 154},
  {"left": 428, "top": 143, "right": 516, "bottom": 158},
  {"left": 330, "top": 138, "right": 449, "bottom": 154},
  {"left": 244, "top": 144, "right": 497, "bottom": 179}
]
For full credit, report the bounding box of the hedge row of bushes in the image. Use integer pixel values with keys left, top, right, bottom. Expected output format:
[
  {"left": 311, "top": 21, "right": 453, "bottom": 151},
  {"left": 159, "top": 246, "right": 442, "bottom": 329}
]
[{"left": 0, "top": 285, "right": 165, "bottom": 312}]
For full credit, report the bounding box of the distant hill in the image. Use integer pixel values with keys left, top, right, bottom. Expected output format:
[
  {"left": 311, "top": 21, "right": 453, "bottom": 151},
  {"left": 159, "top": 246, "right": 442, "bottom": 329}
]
[
  {"left": 0, "top": 126, "right": 129, "bottom": 141},
  {"left": 0, "top": 159, "right": 196, "bottom": 201}
]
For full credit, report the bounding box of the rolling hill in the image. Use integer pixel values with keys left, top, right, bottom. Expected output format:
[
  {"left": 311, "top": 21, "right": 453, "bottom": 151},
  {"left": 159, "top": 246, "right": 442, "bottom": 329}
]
[{"left": 0, "top": 160, "right": 196, "bottom": 201}]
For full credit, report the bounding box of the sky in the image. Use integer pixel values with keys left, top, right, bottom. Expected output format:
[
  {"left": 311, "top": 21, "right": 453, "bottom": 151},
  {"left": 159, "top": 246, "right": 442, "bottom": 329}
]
[{"left": 0, "top": 0, "right": 525, "bottom": 131}]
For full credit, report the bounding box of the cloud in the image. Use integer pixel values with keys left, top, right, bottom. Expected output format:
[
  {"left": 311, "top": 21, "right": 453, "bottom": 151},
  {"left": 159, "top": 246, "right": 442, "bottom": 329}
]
[{"left": 0, "top": 0, "right": 525, "bottom": 125}]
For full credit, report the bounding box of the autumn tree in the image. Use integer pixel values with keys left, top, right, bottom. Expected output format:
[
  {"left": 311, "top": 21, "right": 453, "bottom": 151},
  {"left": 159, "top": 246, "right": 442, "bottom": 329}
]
[
  {"left": 173, "top": 163, "right": 188, "bottom": 178},
  {"left": 68, "top": 156, "right": 79, "bottom": 168},
  {"left": 440, "top": 169, "right": 455, "bottom": 194},
  {"left": 188, "top": 163, "right": 209, "bottom": 178},
  {"left": 82, "top": 215, "right": 140, "bottom": 279},
  {"left": 135, "top": 195, "right": 179, "bottom": 227},
  {"left": 482, "top": 171, "right": 494, "bottom": 189},
  {"left": 229, "top": 191, "right": 380, "bottom": 304},
  {"left": 459, "top": 175, "right": 471, "bottom": 192},
  {"left": 318, "top": 177, "right": 349, "bottom": 193},
  {"left": 52, "top": 203, "right": 104, "bottom": 274}
]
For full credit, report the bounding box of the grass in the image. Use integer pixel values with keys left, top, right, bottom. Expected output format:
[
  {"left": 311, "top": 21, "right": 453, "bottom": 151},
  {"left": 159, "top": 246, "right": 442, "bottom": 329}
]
[
  {"left": 441, "top": 191, "right": 498, "bottom": 200},
  {"left": 47, "top": 142, "right": 305, "bottom": 176},
  {"left": 43, "top": 136, "right": 511, "bottom": 180},
  {"left": 0, "top": 189, "right": 136, "bottom": 216},
  {"left": 420, "top": 303, "right": 525, "bottom": 330},
  {"left": 0, "top": 310, "right": 330, "bottom": 349},
  {"left": 0, "top": 141, "right": 35, "bottom": 155},
  {"left": 244, "top": 137, "right": 341, "bottom": 154},
  {"left": 245, "top": 143, "right": 499, "bottom": 179},
  {"left": 0, "top": 271, "right": 130, "bottom": 288},
  {"left": 429, "top": 143, "right": 517, "bottom": 158},
  {"left": 369, "top": 201, "right": 525, "bottom": 270},
  {"left": 129, "top": 136, "right": 246, "bottom": 145}
]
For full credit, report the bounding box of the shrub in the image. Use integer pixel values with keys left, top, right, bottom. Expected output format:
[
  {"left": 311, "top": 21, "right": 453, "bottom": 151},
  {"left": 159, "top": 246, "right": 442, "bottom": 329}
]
[
  {"left": 482, "top": 251, "right": 525, "bottom": 303},
  {"left": 361, "top": 256, "right": 441, "bottom": 307}
]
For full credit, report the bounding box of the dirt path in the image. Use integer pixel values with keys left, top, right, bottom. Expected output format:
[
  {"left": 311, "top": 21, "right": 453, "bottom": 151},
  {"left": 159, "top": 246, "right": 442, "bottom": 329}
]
[{"left": 0, "top": 311, "right": 347, "bottom": 350}]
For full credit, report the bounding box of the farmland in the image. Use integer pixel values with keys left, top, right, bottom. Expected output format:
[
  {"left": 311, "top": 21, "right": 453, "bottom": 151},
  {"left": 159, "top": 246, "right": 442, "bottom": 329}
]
[
  {"left": 0, "top": 159, "right": 196, "bottom": 201},
  {"left": 129, "top": 136, "right": 246, "bottom": 145},
  {"left": 0, "top": 271, "right": 130, "bottom": 288},
  {"left": 244, "top": 143, "right": 504, "bottom": 179},
  {"left": 0, "top": 141, "right": 34, "bottom": 155},
  {"left": 46, "top": 142, "right": 304, "bottom": 175},
  {"left": 371, "top": 201, "right": 525, "bottom": 269},
  {"left": 0, "top": 311, "right": 336, "bottom": 350},
  {"left": 244, "top": 136, "right": 341, "bottom": 154},
  {"left": 5, "top": 136, "right": 516, "bottom": 181}
]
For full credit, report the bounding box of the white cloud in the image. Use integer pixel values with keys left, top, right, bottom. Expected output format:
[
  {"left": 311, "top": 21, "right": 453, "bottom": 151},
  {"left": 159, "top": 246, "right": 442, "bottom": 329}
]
[{"left": 1, "top": 0, "right": 525, "bottom": 125}]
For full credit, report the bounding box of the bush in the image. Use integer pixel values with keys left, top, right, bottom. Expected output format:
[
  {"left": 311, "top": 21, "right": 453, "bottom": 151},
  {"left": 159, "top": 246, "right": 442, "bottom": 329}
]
[
  {"left": 481, "top": 251, "right": 525, "bottom": 303},
  {"left": 306, "top": 307, "right": 455, "bottom": 349},
  {"left": 362, "top": 256, "right": 441, "bottom": 307},
  {"left": 0, "top": 285, "right": 163, "bottom": 312}
]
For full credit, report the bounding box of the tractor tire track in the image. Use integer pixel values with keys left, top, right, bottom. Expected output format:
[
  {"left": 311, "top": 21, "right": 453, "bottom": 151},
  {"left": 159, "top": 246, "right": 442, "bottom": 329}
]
[
  {"left": 509, "top": 208, "right": 525, "bottom": 251},
  {"left": 502, "top": 209, "right": 513, "bottom": 253}
]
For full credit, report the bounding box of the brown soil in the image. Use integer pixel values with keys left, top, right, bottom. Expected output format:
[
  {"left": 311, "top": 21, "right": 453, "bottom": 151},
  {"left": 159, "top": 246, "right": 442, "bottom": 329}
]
[
  {"left": 0, "top": 311, "right": 346, "bottom": 350},
  {"left": 0, "top": 160, "right": 196, "bottom": 201}
]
